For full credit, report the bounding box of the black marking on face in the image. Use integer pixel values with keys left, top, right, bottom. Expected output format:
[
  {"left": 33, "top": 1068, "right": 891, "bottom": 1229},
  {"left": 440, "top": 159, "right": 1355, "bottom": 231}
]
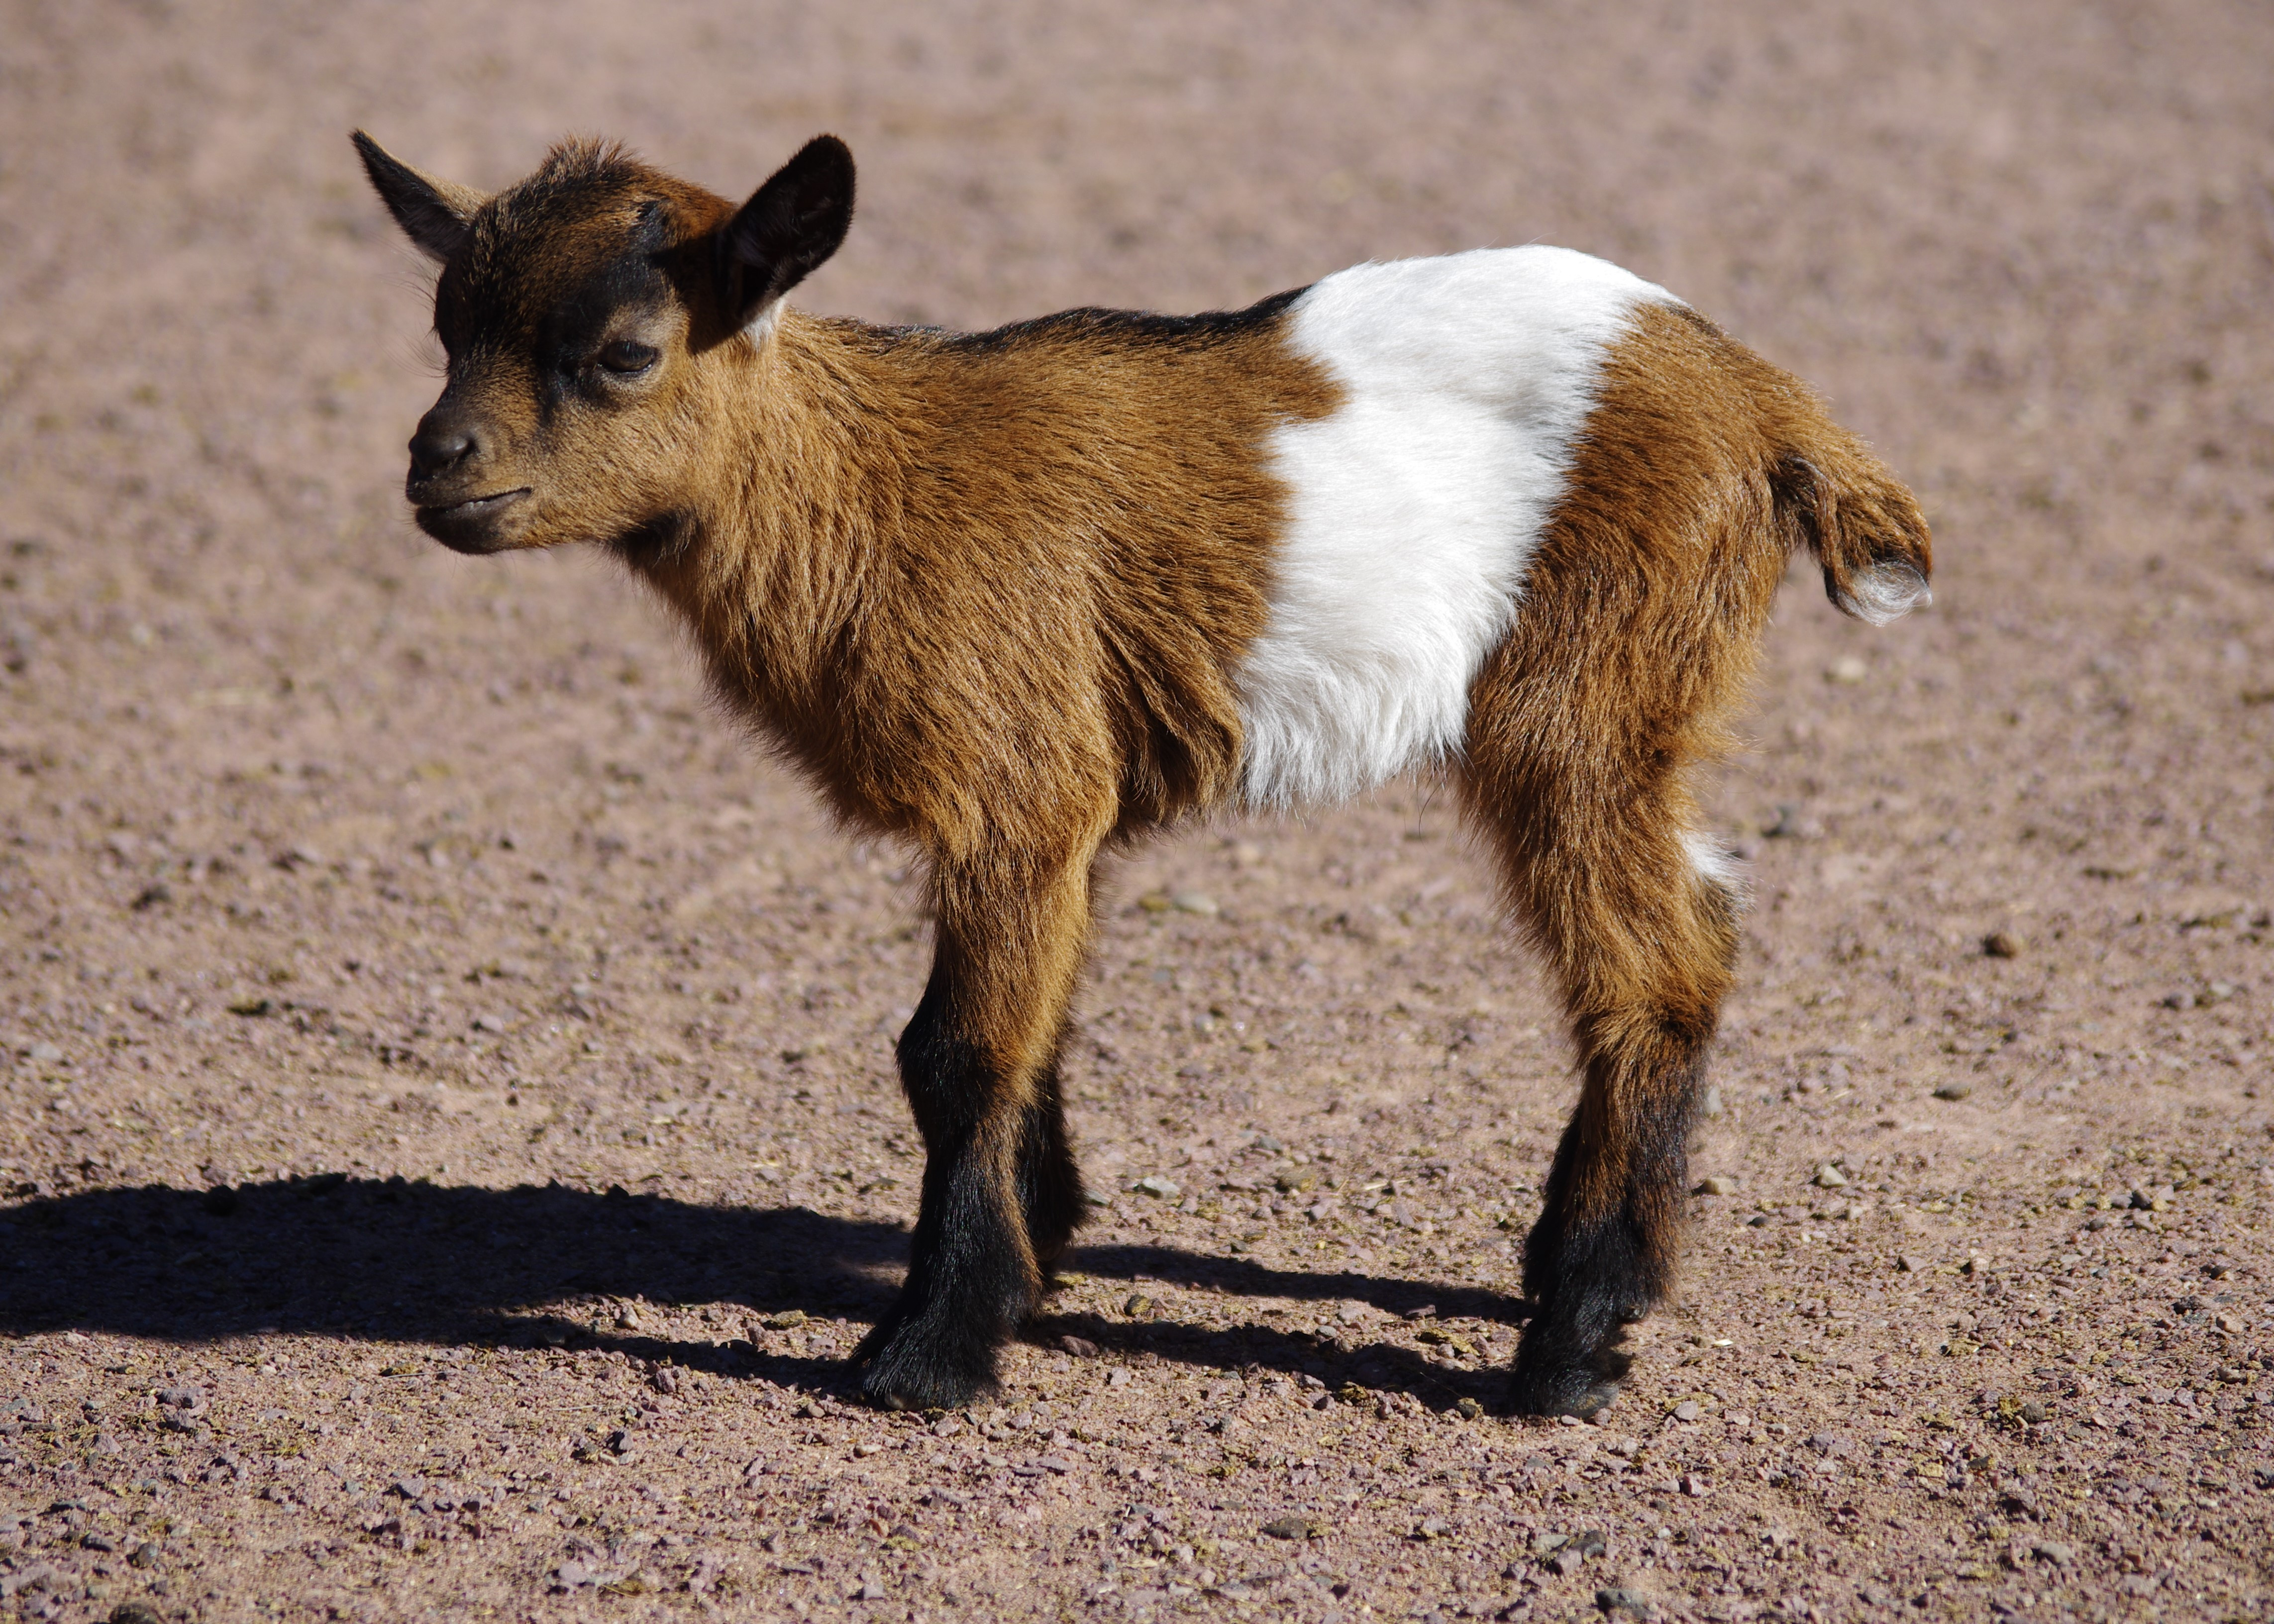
[
  {"left": 533, "top": 251, "right": 676, "bottom": 414},
  {"left": 432, "top": 150, "right": 693, "bottom": 393}
]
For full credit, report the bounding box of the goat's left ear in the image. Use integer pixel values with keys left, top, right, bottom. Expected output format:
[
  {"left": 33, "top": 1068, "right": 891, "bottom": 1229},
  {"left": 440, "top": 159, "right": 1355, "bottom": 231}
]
[{"left": 720, "top": 135, "right": 855, "bottom": 331}]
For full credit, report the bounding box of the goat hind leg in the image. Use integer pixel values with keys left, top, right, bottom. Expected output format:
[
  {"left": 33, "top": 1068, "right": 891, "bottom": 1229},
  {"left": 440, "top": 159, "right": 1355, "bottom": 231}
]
[
  {"left": 1477, "top": 797, "right": 1739, "bottom": 1417},
  {"left": 1511, "top": 1004, "right": 1719, "bottom": 1416}
]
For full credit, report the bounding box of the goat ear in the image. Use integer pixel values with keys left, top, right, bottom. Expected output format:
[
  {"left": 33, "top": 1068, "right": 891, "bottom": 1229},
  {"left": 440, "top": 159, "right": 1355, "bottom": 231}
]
[
  {"left": 352, "top": 131, "right": 484, "bottom": 264},
  {"left": 720, "top": 135, "right": 855, "bottom": 330}
]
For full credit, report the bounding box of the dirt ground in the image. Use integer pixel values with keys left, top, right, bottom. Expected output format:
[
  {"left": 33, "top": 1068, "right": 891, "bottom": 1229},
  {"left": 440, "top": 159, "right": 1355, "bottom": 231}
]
[{"left": 2, "top": 0, "right": 2273, "bottom": 1620}]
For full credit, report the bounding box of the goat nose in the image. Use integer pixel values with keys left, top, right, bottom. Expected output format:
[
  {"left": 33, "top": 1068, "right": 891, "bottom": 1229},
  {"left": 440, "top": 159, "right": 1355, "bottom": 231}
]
[{"left": 408, "top": 414, "right": 479, "bottom": 475}]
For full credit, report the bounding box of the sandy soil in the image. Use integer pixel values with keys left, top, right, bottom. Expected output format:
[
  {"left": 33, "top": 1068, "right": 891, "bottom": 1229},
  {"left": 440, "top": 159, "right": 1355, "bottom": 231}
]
[{"left": 2, "top": 1, "right": 2273, "bottom": 1620}]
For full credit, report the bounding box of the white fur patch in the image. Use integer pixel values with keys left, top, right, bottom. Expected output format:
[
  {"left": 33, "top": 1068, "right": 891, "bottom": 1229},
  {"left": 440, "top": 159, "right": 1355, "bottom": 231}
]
[
  {"left": 1234, "top": 248, "right": 1677, "bottom": 808},
  {"left": 1835, "top": 561, "right": 1931, "bottom": 627},
  {"left": 743, "top": 300, "right": 785, "bottom": 344},
  {"left": 1681, "top": 829, "right": 1741, "bottom": 894}
]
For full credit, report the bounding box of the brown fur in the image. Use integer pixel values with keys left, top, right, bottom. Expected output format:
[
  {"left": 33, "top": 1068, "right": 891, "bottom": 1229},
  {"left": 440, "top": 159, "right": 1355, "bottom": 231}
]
[{"left": 639, "top": 307, "right": 1340, "bottom": 851}]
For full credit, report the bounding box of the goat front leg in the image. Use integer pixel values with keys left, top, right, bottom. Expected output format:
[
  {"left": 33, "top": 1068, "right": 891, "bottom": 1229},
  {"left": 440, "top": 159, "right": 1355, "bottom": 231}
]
[
  {"left": 856, "top": 843, "right": 1098, "bottom": 1410},
  {"left": 1016, "top": 1042, "right": 1087, "bottom": 1272}
]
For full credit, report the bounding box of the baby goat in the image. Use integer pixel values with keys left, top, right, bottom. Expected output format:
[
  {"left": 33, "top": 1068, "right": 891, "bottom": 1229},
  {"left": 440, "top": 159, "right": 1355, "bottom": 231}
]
[{"left": 354, "top": 130, "right": 1930, "bottom": 1417}]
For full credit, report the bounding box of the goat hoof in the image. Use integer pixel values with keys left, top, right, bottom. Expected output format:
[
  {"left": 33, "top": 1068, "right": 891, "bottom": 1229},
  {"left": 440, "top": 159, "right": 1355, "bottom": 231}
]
[
  {"left": 1506, "top": 1366, "right": 1619, "bottom": 1419},
  {"left": 855, "top": 1327, "right": 998, "bottom": 1413},
  {"left": 1506, "top": 1341, "right": 1632, "bottom": 1419}
]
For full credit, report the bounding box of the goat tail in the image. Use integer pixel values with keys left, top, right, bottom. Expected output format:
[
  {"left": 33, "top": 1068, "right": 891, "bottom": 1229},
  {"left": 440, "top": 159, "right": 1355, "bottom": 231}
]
[{"left": 1766, "top": 409, "right": 1933, "bottom": 627}]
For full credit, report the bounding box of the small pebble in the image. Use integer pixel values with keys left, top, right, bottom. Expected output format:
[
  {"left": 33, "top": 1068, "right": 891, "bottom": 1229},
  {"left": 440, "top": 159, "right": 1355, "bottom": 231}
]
[
  {"left": 1261, "top": 1517, "right": 1317, "bottom": 1540},
  {"left": 1762, "top": 802, "right": 1809, "bottom": 838},
  {"left": 1933, "top": 1081, "right": 1972, "bottom": 1101},
  {"left": 1672, "top": 1401, "right": 1702, "bottom": 1422},
  {"left": 1171, "top": 891, "right": 1218, "bottom": 916},
  {"left": 1699, "top": 1086, "right": 1724, "bottom": 1119},
  {"left": 1813, "top": 1165, "right": 1848, "bottom": 1189},
  {"left": 1694, "top": 1175, "right": 1741, "bottom": 1197},
  {"left": 1134, "top": 1175, "right": 1180, "bottom": 1200},
  {"left": 1982, "top": 930, "right": 2024, "bottom": 958},
  {"left": 2031, "top": 1540, "right": 2076, "bottom": 1567}
]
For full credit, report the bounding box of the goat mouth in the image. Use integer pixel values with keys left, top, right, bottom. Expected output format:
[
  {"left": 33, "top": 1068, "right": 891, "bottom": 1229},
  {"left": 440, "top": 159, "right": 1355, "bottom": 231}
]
[
  {"left": 413, "top": 488, "right": 532, "bottom": 553},
  {"left": 417, "top": 488, "right": 530, "bottom": 520}
]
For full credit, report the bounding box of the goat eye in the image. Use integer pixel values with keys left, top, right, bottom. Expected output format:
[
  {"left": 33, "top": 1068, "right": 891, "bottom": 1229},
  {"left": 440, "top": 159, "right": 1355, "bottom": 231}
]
[{"left": 596, "top": 340, "right": 657, "bottom": 377}]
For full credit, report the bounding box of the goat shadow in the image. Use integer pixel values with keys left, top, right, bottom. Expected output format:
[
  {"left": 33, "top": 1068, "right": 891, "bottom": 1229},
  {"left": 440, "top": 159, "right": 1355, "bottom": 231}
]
[{"left": 0, "top": 1176, "right": 1528, "bottom": 1410}]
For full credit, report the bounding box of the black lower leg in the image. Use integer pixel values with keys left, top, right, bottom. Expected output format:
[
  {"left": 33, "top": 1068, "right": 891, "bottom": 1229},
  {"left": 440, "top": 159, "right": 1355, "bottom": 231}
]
[
  {"left": 1509, "top": 1041, "right": 1704, "bottom": 1418},
  {"left": 857, "top": 1127, "right": 1032, "bottom": 1409},
  {"left": 857, "top": 980, "right": 1038, "bottom": 1411},
  {"left": 1016, "top": 1056, "right": 1087, "bottom": 1270}
]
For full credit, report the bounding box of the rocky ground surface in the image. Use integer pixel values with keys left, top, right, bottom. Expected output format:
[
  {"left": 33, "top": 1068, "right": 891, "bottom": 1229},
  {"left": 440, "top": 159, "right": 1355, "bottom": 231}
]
[{"left": 2, "top": 0, "right": 2273, "bottom": 1620}]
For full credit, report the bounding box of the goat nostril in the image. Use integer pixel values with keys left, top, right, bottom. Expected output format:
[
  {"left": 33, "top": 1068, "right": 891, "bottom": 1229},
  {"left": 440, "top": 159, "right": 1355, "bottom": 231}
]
[{"left": 408, "top": 423, "right": 477, "bottom": 476}]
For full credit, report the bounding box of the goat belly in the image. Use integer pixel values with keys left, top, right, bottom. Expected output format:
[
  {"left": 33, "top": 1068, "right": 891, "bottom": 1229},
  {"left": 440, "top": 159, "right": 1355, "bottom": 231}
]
[{"left": 1232, "top": 247, "right": 1679, "bottom": 809}]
